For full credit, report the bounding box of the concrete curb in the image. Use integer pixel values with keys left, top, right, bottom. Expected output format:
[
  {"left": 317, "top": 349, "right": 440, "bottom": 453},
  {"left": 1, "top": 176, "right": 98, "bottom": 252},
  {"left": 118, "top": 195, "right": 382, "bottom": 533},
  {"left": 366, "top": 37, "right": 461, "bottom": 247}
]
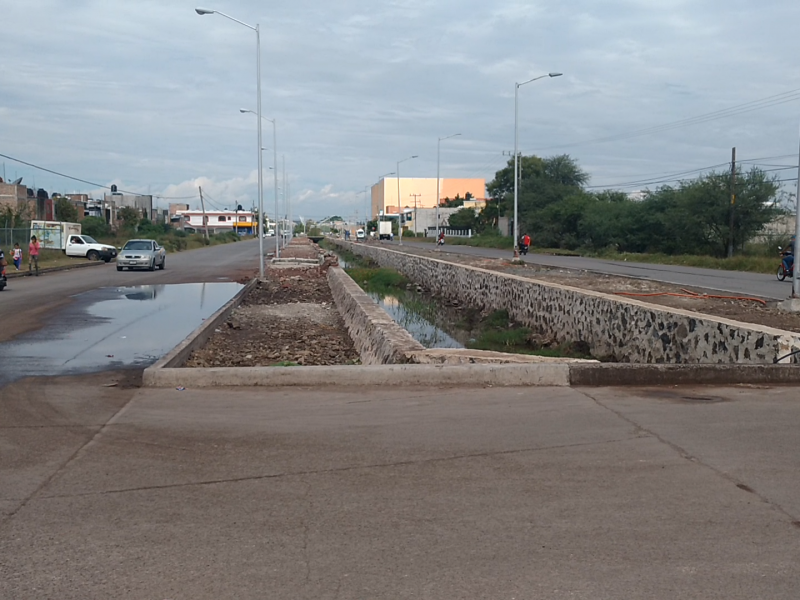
[
  {"left": 568, "top": 363, "right": 800, "bottom": 386},
  {"left": 5, "top": 259, "right": 107, "bottom": 278},
  {"left": 141, "top": 278, "right": 257, "bottom": 386},
  {"left": 142, "top": 363, "right": 571, "bottom": 388}
]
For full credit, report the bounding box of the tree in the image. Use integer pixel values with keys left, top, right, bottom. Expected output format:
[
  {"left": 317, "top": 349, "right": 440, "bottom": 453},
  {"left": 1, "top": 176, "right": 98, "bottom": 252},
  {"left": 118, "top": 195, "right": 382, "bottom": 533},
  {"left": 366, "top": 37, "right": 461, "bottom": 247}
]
[
  {"left": 441, "top": 194, "right": 465, "bottom": 208},
  {"left": 118, "top": 207, "right": 140, "bottom": 231},
  {"left": 54, "top": 198, "right": 79, "bottom": 223},
  {"left": 447, "top": 207, "right": 477, "bottom": 230},
  {"left": 81, "top": 216, "right": 112, "bottom": 238}
]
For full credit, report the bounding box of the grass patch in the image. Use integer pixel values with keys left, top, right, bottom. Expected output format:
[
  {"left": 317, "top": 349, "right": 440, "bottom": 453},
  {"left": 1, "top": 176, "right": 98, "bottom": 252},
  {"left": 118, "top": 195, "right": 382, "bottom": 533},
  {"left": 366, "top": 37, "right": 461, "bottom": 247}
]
[
  {"left": 466, "top": 309, "right": 594, "bottom": 359},
  {"left": 270, "top": 361, "right": 300, "bottom": 367},
  {"left": 591, "top": 250, "right": 777, "bottom": 274},
  {"left": 346, "top": 267, "right": 409, "bottom": 294}
]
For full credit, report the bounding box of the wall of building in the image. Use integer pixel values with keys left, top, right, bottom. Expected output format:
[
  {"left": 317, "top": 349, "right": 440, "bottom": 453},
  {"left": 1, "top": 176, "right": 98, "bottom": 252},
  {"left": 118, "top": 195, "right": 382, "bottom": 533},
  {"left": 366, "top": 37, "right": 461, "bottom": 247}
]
[
  {"left": 370, "top": 177, "right": 486, "bottom": 219},
  {"left": 332, "top": 241, "right": 800, "bottom": 364}
]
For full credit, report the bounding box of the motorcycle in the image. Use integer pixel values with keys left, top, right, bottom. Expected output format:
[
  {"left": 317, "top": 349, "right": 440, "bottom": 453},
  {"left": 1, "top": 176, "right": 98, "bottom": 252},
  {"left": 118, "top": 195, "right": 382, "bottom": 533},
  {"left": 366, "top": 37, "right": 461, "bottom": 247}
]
[
  {"left": 519, "top": 243, "right": 529, "bottom": 256},
  {"left": 437, "top": 236, "right": 445, "bottom": 246},
  {"left": 0, "top": 265, "right": 6, "bottom": 292},
  {"left": 777, "top": 246, "right": 794, "bottom": 281}
]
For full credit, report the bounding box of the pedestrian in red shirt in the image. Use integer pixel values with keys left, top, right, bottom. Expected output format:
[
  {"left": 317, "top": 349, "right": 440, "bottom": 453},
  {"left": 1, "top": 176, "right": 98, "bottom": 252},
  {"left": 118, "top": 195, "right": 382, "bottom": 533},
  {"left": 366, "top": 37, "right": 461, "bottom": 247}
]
[{"left": 29, "top": 235, "right": 40, "bottom": 276}]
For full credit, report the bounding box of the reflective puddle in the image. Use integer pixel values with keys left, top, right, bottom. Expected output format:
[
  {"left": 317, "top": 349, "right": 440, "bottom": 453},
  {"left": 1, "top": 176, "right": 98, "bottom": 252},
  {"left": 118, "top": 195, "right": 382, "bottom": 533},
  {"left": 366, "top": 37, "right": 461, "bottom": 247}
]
[{"left": 0, "top": 282, "right": 242, "bottom": 384}]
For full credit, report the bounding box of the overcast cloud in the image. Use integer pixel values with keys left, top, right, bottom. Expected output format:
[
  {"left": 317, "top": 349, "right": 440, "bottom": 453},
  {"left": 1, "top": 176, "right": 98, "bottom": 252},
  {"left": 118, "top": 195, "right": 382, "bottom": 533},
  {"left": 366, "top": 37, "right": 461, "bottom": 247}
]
[{"left": 2, "top": 0, "right": 799, "bottom": 219}]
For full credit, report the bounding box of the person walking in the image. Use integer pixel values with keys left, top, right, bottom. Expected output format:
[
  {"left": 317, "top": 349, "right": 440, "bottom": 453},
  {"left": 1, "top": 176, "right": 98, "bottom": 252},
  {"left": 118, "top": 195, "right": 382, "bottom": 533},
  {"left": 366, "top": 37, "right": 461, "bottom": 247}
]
[
  {"left": 28, "top": 235, "right": 40, "bottom": 276},
  {"left": 12, "top": 243, "right": 22, "bottom": 270}
]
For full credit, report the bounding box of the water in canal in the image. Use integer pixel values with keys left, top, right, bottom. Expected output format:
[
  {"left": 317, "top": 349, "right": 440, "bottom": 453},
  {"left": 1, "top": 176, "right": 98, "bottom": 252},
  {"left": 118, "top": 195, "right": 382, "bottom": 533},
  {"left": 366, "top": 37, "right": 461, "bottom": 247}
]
[
  {"left": 368, "top": 292, "right": 463, "bottom": 349},
  {"left": 0, "top": 282, "right": 242, "bottom": 385}
]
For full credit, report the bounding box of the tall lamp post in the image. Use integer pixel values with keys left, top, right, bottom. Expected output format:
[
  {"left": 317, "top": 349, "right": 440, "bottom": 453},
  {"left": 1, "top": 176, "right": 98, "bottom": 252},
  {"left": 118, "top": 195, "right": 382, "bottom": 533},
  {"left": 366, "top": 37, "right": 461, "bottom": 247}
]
[
  {"left": 436, "top": 133, "right": 461, "bottom": 243},
  {"left": 396, "top": 156, "right": 417, "bottom": 245},
  {"left": 241, "top": 109, "right": 279, "bottom": 258},
  {"left": 513, "top": 72, "right": 562, "bottom": 258},
  {"left": 196, "top": 7, "right": 265, "bottom": 277}
]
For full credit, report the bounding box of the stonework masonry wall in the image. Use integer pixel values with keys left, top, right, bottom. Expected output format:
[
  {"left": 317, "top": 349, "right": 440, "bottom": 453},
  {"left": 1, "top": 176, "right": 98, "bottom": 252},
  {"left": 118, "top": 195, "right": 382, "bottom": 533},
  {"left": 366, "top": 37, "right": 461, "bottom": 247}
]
[
  {"left": 333, "top": 241, "right": 800, "bottom": 364},
  {"left": 328, "top": 267, "right": 425, "bottom": 364}
]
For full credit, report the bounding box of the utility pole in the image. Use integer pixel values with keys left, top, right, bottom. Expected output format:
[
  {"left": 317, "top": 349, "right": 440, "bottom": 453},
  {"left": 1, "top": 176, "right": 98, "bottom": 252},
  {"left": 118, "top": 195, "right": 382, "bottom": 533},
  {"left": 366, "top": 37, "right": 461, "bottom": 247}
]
[
  {"left": 727, "top": 147, "right": 736, "bottom": 258},
  {"left": 410, "top": 193, "right": 421, "bottom": 234},
  {"left": 198, "top": 186, "right": 209, "bottom": 241}
]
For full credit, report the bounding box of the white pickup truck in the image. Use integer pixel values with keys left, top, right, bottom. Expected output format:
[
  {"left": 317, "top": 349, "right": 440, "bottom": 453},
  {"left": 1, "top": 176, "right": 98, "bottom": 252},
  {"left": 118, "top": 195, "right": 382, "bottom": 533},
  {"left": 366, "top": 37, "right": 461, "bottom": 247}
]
[
  {"left": 31, "top": 220, "right": 117, "bottom": 262},
  {"left": 64, "top": 234, "right": 118, "bottom": 262}
]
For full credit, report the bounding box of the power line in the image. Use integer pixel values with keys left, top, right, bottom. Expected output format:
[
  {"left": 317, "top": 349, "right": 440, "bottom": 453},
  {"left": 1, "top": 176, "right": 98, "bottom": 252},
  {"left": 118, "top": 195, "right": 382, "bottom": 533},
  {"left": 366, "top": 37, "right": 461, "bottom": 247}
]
[
  {"left": 0, "top": 151, "right": 198, "bottom": 200},
  {"left": 532, "top": 89, "right": 800, "bottom": 153}
]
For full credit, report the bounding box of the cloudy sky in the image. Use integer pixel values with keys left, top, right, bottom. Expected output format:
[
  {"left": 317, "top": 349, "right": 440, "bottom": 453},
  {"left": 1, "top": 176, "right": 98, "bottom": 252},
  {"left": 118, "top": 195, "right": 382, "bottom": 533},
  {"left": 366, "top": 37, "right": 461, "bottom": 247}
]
[{"left": 2, "top": 0, "right": 800, "bottom": 219}]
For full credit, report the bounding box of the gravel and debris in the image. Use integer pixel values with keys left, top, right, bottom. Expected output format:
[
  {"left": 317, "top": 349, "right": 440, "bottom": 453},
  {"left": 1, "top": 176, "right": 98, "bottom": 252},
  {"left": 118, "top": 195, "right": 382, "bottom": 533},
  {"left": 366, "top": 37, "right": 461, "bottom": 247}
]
[{"left": 186, "top": 241, "right": 360, "bottom": 367}]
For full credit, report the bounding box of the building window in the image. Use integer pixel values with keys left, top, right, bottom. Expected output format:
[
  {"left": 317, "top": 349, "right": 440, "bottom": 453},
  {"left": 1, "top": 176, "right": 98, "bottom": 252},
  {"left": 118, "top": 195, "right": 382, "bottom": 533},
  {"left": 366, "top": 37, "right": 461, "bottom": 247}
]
[{"left": 218, "top": 216, "right": 226, "bottom": 222}]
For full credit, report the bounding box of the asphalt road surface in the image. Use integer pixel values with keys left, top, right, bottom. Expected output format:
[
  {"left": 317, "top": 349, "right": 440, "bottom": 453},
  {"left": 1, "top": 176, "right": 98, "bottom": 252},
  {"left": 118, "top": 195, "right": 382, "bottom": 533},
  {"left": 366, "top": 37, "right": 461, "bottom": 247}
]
[
  {"left": 2, "top": 379, "right": 800, "bottom": 599},
  {"left": 392, "top": 240, "right": 793, "bottom": 300},
  {"left": 0, "top": 238, "right": 262, "bottom": 343}
]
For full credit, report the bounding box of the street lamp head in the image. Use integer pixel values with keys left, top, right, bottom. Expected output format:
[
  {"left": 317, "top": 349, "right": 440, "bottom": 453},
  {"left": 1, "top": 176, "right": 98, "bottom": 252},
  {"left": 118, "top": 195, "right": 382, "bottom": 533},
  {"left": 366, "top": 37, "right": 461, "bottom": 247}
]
[
  {"left": 548, "top": 72, "right": 563, "bottom": 78},
  {"left": 411, "top": 155, "right": 418, "bottom": 159},
  {"left": 195, "top": 8, "right": 214, "bottom": 15},
  {"left": 239, "top": 108, "right": 250, "bottom": 113}
]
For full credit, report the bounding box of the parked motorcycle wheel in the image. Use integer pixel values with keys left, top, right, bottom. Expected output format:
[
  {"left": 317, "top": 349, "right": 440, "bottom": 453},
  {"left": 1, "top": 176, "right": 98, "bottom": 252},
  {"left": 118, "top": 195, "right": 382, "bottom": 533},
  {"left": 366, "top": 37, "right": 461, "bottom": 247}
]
[{"left": 777, "top": 264, "right": 787, "bottom": 281}]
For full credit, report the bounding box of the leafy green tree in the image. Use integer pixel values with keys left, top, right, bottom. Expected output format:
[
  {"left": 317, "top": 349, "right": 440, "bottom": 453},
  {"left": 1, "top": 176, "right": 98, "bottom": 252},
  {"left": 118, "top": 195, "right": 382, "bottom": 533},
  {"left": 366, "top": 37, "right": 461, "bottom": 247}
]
[
  {"left": 54, "top": 198, "right": 79, "bottom": 223},
  {"left": 448, "top": 207, "right": 478, "bottom": 230},
  {"left": 81, "top": 216, "right": 112, "bottom": 238},
  {"left": 441, "top": 194, "right": 465, "bottom": 208},
  {"left": 118, "top": 207, "right": 140, "bottom": 231}
]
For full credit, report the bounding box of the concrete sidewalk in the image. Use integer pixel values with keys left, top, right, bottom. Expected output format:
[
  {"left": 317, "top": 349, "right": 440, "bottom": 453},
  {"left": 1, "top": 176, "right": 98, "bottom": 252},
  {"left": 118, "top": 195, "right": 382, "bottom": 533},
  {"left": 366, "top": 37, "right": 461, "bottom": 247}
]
[{"left": 2, "top": 373, "right": 800, "bottom": 599}]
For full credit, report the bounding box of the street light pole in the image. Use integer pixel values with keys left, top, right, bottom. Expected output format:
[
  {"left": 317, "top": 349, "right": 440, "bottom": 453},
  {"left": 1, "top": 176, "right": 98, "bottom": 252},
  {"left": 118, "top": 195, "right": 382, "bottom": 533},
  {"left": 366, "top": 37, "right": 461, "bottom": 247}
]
[
  {"left": 793, "top": 124, "right": 800, "bottom": 298},
  {"left": 241, "top": 109, "right": 279, "bottom": 259},
  {"left": 513, "top": 72, "right": 562, "bottom": 258},
  {"left": 196, "top": 8, "right": 264, "bottom": 277},
  {"left": 436, "top": 133, "right": 461, "bottom": 244},
  {"left": 396, "top": 156, "right": 418, "bottom": 245}
]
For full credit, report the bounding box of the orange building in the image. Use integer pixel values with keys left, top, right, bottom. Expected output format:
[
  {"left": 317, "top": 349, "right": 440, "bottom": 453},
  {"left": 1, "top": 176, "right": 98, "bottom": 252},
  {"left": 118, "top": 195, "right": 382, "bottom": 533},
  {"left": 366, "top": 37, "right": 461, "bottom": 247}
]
[{"left": 371, "top": 178, "right": 485, "bottom": 219}]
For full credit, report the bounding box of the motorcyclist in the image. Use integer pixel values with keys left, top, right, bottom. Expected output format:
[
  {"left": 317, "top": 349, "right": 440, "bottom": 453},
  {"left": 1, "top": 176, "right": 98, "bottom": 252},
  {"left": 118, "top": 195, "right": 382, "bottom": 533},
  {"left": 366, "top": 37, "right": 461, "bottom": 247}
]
[
  {"left": 781, "top": 234, "right": 796, "bottom": 274},
  {"left": 0, "top": 247, "right": 7, "bottom": 290},
  {"left": 437, "top": 231, "right": 445, "bottom": 246},
  {"left": 520, "top": 233, "right": 531, "bottom": 256}
]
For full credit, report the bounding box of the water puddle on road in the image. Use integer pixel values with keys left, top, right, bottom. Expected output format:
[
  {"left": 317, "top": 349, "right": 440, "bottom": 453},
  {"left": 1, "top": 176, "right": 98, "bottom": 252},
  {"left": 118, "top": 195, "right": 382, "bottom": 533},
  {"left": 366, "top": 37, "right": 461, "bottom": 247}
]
[{"left": 0, "top": 282, "right": 242, "bottom": 385}]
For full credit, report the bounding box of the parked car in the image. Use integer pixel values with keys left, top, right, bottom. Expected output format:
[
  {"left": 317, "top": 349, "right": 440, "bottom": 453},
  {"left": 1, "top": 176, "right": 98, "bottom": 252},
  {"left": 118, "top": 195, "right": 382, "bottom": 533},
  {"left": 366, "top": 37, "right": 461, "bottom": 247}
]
[
  {"left": 356, "top": 229, "right": 366, "bottom": 241},
  {"left": 117, "top": 239, "right": 166, "bottom": 271}
]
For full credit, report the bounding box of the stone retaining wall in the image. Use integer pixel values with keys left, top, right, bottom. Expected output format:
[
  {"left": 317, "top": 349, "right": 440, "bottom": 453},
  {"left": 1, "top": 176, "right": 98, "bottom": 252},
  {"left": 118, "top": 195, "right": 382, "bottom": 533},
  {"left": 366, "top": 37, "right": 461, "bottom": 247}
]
[
  {"left": 333, "top": 241, "right": 800, "bottom": 364},
  {"left": 327, "top": 267, "right": 425, "bottom": 364}
]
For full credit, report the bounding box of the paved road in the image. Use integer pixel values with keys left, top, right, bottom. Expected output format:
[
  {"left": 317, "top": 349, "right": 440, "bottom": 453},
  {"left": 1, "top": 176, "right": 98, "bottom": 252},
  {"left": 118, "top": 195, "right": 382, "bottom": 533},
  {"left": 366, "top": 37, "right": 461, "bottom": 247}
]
[
  {"left": 0, "top": 239, "right": 262, "bottom": 342},
  {"left": 2, "top": 378, "right": 799, "bottom": 599},
  {"left": 391, "top": 240, "right": 792, "bottom": 300}
]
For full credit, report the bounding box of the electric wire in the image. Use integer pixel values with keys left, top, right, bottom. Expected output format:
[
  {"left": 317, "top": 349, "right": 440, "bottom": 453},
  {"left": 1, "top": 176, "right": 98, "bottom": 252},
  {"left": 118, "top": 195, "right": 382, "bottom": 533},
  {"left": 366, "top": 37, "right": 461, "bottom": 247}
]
[
  {"left": 532, "top": 89, "right": 800, "bottom": 152},
  {"left": 0, "top": 151, "right": 199, "bottom": 200}
]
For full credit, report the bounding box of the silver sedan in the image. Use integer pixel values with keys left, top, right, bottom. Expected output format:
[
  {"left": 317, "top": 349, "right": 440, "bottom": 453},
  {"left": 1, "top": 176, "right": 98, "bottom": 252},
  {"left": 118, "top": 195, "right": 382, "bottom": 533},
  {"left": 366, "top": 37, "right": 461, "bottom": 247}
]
[{"left": 117, "top": 239, "right": 166, "bottom": 271}]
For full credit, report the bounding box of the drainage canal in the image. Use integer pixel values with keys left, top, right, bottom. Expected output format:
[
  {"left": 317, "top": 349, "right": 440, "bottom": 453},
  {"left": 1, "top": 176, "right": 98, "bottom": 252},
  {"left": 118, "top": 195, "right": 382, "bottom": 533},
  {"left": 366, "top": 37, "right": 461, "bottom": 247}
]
[
  {"left": 0, "top": 282, "right": 243, "bottom": 385},
  {"left": 330, "top": 246, "right": 594, "bottom": 359}
]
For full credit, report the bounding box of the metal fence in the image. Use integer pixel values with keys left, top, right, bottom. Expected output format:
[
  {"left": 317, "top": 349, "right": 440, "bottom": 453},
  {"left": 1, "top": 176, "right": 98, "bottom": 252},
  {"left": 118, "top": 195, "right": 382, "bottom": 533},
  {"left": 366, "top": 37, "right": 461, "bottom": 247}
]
[{"left": 0, "top": 227, "right": 32, "bottom": 252}]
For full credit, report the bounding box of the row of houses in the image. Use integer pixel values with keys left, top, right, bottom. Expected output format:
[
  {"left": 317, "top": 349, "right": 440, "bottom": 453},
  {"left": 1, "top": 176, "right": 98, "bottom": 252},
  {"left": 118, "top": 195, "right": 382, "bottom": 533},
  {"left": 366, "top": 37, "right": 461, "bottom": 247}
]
[{"left": 0, "top": 179, "right": 156, "bottom": 229}]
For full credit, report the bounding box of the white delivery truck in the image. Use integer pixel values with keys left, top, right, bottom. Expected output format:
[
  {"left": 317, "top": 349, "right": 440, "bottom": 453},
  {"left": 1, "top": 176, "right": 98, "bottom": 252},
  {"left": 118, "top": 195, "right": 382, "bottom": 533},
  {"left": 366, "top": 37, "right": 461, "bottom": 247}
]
[
  {"left": 31, "top": 221, "right": 118, "bottom": 262},
  {"left": 378, "top": 221, "right": 393, "bottom": 240}
]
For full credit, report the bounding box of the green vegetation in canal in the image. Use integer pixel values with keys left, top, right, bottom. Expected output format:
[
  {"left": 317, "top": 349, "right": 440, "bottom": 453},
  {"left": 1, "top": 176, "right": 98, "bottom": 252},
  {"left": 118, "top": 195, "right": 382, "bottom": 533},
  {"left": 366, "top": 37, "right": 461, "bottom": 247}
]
[
  {"left": 346, "top": 267, "right": 409, "bottom": 294},
  {"left": 466, "top": 309, "right": 594, "bottom": 359}
]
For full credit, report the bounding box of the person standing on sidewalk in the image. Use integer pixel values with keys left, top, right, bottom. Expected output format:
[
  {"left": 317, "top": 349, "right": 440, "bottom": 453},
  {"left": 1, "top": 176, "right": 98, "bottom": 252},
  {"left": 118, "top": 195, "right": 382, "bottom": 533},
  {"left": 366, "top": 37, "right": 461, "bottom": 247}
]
[
  {"left": 12, "top": 243, "right": 22, "bottom": 271},
  {"left": 28, "top": 235, "right": 40, "bottom": 276}
]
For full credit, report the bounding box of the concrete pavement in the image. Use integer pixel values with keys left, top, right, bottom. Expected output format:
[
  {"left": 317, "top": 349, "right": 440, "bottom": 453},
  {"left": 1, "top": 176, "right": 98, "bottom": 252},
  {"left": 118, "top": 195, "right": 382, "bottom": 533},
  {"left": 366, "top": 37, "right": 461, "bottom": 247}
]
[
  {"left": 393, "top": 240, "right": 792, "bottom": 300},
  {"left": 2, "top": 372, "right": 799, "bottom": 599}
]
